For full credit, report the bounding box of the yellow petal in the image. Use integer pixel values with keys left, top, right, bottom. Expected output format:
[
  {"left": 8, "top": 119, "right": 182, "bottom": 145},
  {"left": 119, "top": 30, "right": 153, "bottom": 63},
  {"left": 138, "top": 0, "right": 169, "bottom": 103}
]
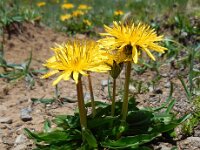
[
  {"left": 53, "top": 73, "right": 65, "bottom": 86},
  {"left": 73, "top": 71, "right": 79, "bottom": 84},
  {"left": 79, "top": 70, "right": 88, "bottom": 76},
  {"left": 41, "top": 70, "right": 59, "bottom": 79},
  {"left": 144, "top": 48, "right": 155, "bottom": 61},
  {"left": 63, "top": 71, "right": 71, "bottom": 80},
  {"left": 132, "top": 46, "right": 138, "bottom": 63}
]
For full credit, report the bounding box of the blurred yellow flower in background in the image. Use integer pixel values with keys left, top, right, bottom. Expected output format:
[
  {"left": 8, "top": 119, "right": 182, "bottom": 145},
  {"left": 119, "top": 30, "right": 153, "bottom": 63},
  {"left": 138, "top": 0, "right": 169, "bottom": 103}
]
[
  {"left": 78, "top": 4, "right": 92, "bottom": 10},
  {"left": 61, "top": 3, "right": 74, "bottom": 9},
  {"left": 37, "top": 2, "right": 46, "bottom": 7},
  {"left": 83, "top": 19, "right": 92, "bottom": 26},
  {"left": 98, "top": 21, "right": 167, "bottom": 63},
  {"left": 72, "top": 10, "right": 85, "bottom": 17},
  {"left": 42, "top": 40, "right": 110, "bottom": 85},
  {"left": 114, "top": 10, "right": 124, "bottom": 16},
  {"left": 60, "top": 14, "right": 72, "bottom": 21}
]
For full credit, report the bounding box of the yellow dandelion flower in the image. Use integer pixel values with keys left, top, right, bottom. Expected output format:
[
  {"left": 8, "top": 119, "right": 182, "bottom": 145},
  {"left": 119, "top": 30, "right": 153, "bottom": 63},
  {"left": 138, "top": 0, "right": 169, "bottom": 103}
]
[
  {"left": 61, "top": 3, "right": 74, "bottom": 9},
  {"left": 98, "top": 21, "right": 167, "bottom": 63},
  {"left": 37, "top": 2, "right": 46, "bottom": 7},
  {"left": 83, "top": 19, "right": 92, "bottom": 26},
  {"left": 42, "top": 40, "right": 110, "bottom": 85},
  {"left": 72, "top": 10, "right": 85, "bottom": 17},
  {"left": 114, "top": 10, "right": 124, "bottom": 16},
  {"left": 60, "top": 14, "right": 72, "bottom": 21},
  {"left": 78, "top": 4, "right": 92, "bottom": 10}
]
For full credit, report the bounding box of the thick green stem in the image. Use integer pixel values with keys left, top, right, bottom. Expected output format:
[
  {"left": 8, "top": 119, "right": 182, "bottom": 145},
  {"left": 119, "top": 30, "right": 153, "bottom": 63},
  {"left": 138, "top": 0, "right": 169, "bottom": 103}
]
[
  {"left": 87, "top": 72, "right": 96, "bottom": 117},
  {"left": 121, "top": 62, "right": 132, "bottom": 121},
  {"left": 111, "top": 79, "right": 116, "bottom": 116},
  {"left": 76, "top": 78, "right": 87, "bottom": 129}
]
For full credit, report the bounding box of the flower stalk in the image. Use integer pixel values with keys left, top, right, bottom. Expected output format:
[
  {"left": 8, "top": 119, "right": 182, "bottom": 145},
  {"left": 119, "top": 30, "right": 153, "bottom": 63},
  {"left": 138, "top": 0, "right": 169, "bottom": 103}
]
[
  {"left": 76, "top": 77, "right": 87, "bottom": 129},
  {"left": 111, "top": 78, "right": 116, "bottom": 116},
  {"left": 87, "top": 72, "right": 96, "bottom": 117},
  {"left": 121, "top": 61, "right": 132, "bottom": 121}
]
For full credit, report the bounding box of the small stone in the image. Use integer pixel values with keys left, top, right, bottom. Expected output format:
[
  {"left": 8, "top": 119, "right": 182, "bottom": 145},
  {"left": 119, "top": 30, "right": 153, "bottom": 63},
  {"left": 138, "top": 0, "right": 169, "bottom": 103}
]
[
  {"left": 14, "top": 134, "right": 27, "bottom": 145},
  {"left": 20, "top": 108, "right": 32, "bottom": 122},
  {"left": 164, "top": 82, "right": 171, "bottom": 88},
  {"left": 46, "top": 104, "right": 51, "bottom": 107},
  {"left": 0, "top": 117, "right": 13, "bottom": 124},
  {"left": 181, "top": 31, "right": 188, "bottom": 37},
  {"left": 148, "top": 86, "right": 154, "bottom": 92},
  {"left": 84, "top": 92, "right": 91, "bottom": 103},
  {"left": 161, "top": 73, "right": 168, "bottom": 77},
  {"left": 12, "top": 144, "right": 27, "bottom": 150},
  {"left": 194, "top": 130, "right": 200, "bottom": 137},
  {"left": 160, "top": 145, "right": 171, "bottom": 150},
  {"left": 0, "top": 124, "right": 7, "bottom": 129},
  {"left": 35, "top": 109, "right": 42, "bottom": 113},
  {"left": 185, "top": 137, "right": 200, "bottom": 148},
  {"left": 101, "top": 80, "right": 108, "bottom": 87},
  {"left": 75, "top": 33, "right": 86, "bottom": 39},
  {"left": 0, "top": 105, "right": 7, "bottom": 115},
  {"left": 129, "top": 85, "right": 136, "bottom": 93}
]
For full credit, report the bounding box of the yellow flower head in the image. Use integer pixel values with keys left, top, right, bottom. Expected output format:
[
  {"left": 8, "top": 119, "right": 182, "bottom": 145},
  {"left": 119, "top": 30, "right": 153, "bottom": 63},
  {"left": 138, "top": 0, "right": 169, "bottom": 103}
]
[
  {"left": 37, "top": 2, "right": 46, "bottom": 7},
  {"left": 114, "top": 10, "right": 124, "bottom": 16},
  {"left": 72, "top": 10, "right": 85, "bottom": 17},
  {"left": 61, "top": 3, "right": 74, "bottom": 9},
  {"left": 98, "top": 21, "right": 167, "bottom": 63},
  {"left": 83, "top": 19, "right": 92, "bottom": 26},
  {"left": 42, "top": 40, "right": 110, "bottom": 85},
  {"left": 60, "top": 14, "right": 72, "bottom": 21},
  {"left": 78, "top": 4, "right": 92, "bottom": 10}
]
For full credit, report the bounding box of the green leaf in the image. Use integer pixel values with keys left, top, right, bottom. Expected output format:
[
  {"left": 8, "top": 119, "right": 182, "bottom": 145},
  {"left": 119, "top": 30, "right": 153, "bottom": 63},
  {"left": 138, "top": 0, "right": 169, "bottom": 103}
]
[
  {"left": 82, "top": 129, "right": 97, "bottom": 148},
  {"left": 127, "top": 110, "right": 153, "bottom": 126},
  {"left": 52, "top": 115, "right": 68, "bottom": 126},
  {"left": 151, "top": 114, "right": 191, "bottom": 133},
  {"left": 24, "top": 128, "right": 69, "bottom": 144},
  {"left": 31, "top": 98, "right": 55, "bottom": 104},
  {"left": 43, "top": 119, "right": 51, "bottom": 133},
  {"left": 53, "top": 114, "right": 80, "bottom": 129},
  {"left": 88, "top": 116, "right": 116, "bottom": 129},
  {"left": 101, "top": 133, "right": 159, "bottom": 149},
  {"left": 166, "top": 99, "right": 176, "bottom": 114},
  {"left": 178, "top": 75, "right": 192, "bottom": 101},
  {"left": 85, "top": 101, "right": 109, "bottom": 108},
  {"left": 153, "top": 113, "right": 174, "bottom": 124}
]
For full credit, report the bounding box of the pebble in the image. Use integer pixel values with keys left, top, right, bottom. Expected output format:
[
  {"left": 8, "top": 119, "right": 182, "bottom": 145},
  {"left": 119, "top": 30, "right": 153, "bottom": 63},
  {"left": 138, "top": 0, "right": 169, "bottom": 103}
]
[
  {"left": 161, "top": 73, "right": 168, "bottom": 78},
  {"left": 129, "top": 85, "right": 136, "bottom": 93},
  {"left": 14, "top": 134, "right": 27, "bottom": 145},
  {"left": 12, "top": 144, "right": 27, "bottom": 150},
  {"left": 184, "top": 137, "right": 200, "bottom": 148},
  {"left": 164, "top": 82, "right": 171, "bottom": 88},
  {"left": 0, "top": 124, "right": 7, "bottom": 129},
  {"left": 148, "top": 86, "right": 154, "bottom": 92},
  {"left": 75, "top": 33, "right": 86, "bottom": 39},
  {"left": 84, "top": 92, "right": 91, "bottom": 103},
  {"left": 101, "top": 80, "right": 108, "bottom": 87},
  {"left": 20, "top": 108, "right": 32, "bottom": 122},
  {"left": 0, "top": 117, "right": 13, "bottom": 124}
]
